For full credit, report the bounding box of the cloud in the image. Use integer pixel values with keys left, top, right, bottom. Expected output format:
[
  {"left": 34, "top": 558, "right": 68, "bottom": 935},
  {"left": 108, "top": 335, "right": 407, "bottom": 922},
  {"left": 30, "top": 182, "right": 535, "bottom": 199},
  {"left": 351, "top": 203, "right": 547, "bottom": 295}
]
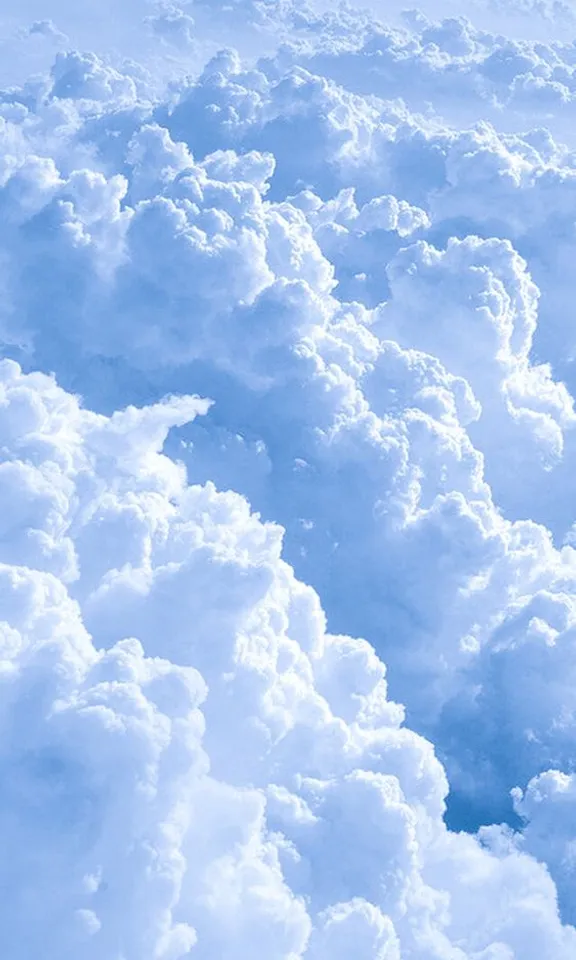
[
  {"left": 0, "top": 357, "right": 573, "bottom": 956},
  {"left": 4, "top": 0, "right": 576, "bottom": 947},
  {"left": 480, "top": 0, "right": 576, "bottom": 27},
  {"left": 0, "top": 48, "right": 566, "bottom": 792},
  {"left": 49, "top": 50, "right": 141, "bottom": 104},
  {"left": 513, "top": 770, "right": 576, "bottom": 923},
  {"left": 378, "top": 234, "right": 576, "bottom": 528},
  {"left": 283, "top": 7, "right": 576, "bottom": 133},
  {"left": 22, "top": 19, "right": 69, "bottom": 43},
  {"left": 145, "top": 3, "right": 196, "bottom": 48}
]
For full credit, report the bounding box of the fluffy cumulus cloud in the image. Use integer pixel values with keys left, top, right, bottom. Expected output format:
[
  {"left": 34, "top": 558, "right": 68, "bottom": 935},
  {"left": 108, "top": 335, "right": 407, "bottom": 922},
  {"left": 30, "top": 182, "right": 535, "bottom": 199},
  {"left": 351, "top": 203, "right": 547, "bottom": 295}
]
[
  {"left": 3, "top": 0, "right": 576, "bottom": 954},
  {"left": 2, "top": 357, "right": 576, "bottom": 959}
]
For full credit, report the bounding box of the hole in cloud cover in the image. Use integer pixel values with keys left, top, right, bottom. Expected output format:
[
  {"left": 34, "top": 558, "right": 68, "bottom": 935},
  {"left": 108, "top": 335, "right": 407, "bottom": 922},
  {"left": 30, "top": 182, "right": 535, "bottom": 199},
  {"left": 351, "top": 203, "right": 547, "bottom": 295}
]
[{"left": 4, "top": 0, "right": 576, "bottom": 954}]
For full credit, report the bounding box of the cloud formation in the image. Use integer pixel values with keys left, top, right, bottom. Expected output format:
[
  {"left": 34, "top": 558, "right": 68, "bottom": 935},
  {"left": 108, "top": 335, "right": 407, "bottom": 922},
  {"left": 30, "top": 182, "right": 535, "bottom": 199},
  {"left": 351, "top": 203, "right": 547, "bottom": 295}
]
[
  {"left": 2, "top": 0, "right": 576, "bottom": 951},
  {"left": 0, "top": 358, "right": 574, "bottom": 957}
]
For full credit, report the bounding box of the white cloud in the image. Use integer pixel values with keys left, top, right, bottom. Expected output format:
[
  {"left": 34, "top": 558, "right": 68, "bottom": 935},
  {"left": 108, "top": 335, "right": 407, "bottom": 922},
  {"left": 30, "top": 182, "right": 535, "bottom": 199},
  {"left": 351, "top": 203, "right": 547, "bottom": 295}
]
[
  {"left": 145, "top": 3, "right": 196, "bottom": 49},
  {"left": 3, "top": 0, "right": 576, "bottom": 949},
  {"left": 513, "top": 770, "right": 576, "bottom": 923},
  {"left": 0, "top": 358, "right": 573, "bottom": 957},
  {"left": 0, "top": 53, "right": 562, "bottom": 762},
  {"left": 22, "top": 19, "right": 69, "bottom": 42}
]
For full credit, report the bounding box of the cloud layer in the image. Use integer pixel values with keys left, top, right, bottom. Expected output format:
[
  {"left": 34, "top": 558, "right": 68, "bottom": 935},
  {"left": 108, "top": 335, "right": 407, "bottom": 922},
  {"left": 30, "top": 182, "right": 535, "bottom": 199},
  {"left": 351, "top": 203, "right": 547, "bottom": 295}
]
[
  {"left": 3, "top": 0, "right": 576, "bottom": 953},
  {"left": 1, "top": 358, "right": 575, "bottom": 958}
]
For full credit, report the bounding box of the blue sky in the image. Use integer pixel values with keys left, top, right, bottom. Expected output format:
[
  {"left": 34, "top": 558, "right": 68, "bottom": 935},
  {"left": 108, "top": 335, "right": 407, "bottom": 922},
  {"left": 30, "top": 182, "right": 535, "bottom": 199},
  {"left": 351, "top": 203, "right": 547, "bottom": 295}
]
[{"left": 3, "top": 0, "right": 576, "bottom": 956}]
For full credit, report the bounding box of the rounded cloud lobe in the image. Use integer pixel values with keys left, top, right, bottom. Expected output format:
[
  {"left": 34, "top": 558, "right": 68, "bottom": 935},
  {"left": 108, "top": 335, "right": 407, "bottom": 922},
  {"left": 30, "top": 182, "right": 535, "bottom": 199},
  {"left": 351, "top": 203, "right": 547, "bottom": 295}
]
[{"left": 3, "top": 0, "right": 576, "bottom": 954}]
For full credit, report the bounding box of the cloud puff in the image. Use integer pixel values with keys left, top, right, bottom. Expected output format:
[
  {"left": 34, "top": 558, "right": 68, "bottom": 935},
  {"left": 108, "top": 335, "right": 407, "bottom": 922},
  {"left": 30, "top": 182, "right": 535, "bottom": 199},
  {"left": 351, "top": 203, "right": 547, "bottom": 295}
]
[
  {"left": 480, "top": 0, "right": 576, "bottom": 27},
  {"left": 285, "top": 7, "right": 576, "bottom": 131},
  {"left": 513, "top": 770, "right": 576, "bottom": 923},
  {"left": 22, "top": 19, "right": 69, "bottom": 43},
  {"left": 0, "top": 357, "right": 574, "bottom": 957},
  {"left": 0, "top": 45, "right": 571, "bottom": 803},
  {"left": 378, "top": 234, "right": 576, "bottom": 526},
  {"left": 145, "top": 3, "right": 196, "bottom": 48}
]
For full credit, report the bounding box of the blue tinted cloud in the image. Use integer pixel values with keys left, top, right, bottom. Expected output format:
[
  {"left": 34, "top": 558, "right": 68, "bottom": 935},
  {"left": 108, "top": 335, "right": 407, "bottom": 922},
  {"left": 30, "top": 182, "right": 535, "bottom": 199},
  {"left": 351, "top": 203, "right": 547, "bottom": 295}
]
[{"left": 1, "top": 0, "right": 576, "bottom": 954}]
